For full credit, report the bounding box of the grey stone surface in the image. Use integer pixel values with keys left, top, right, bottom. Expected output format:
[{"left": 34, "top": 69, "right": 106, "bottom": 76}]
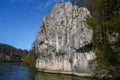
[
  {"left": 35, "top": 2, "right": 96, "bottom": 76},
  {"left": 108, "top": 32, "right": 119, "bottom": 44}
]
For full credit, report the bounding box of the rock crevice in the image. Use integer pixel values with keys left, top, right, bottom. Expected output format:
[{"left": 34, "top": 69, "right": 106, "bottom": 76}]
[{"left": 35, "top": 2, "right": 96, "bottom": 76}]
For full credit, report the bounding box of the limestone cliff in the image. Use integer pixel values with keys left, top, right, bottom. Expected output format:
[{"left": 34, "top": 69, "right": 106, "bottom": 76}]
[{"left": 35, "top": 2, "right": 96, "bottom": 76}]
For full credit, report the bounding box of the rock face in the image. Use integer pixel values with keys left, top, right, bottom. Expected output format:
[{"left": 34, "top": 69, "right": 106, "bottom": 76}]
[{"left": 35, "top": 2, "right": 96, "bottom": 76}]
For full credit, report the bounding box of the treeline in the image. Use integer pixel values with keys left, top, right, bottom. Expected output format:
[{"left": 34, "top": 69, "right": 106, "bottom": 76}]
[
  {"left": 0, "top": 42, "right": 36, "bottom": 66},
  {"left": 88, "top": 0, "right": 120, "bottom": 66},
  {"left": 71, "top": 0, "right": 120, "bottom": 77},
  {"left": 0, "top": 43, "right": 28, "bottom": 62}
]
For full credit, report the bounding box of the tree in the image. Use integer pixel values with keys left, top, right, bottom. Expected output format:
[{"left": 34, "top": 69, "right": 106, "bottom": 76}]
[
  {"left": 70, "top": 0, "right": 89, "bottom": 7},
  {"left": 89, "top": 0, "right": 120, "bottom": 44}
]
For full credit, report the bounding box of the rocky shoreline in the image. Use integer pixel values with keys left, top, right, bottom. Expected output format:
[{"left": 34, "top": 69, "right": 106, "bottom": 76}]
[
  {"left": 38, "top": 69, "right": 93, "bottom": 77},
  {"left": 38, "top": 69, "right": 120, "bottom": 79}
]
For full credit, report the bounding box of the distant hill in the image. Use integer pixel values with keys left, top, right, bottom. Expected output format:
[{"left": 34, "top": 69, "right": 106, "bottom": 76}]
[{"left": 0, "top": 43, "right": 28, "bottom": 62}]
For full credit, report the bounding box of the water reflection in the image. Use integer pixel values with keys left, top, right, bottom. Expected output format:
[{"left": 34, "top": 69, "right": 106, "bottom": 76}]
[
  {"left": 0, "top": 62, "right": 115, "bottom": 80},
  {"left": 35, "top": 72, "right": 96, "bottom": 80}
]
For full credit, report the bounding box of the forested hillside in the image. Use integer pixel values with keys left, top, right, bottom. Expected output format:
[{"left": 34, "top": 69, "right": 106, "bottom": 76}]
[
  {"left": 0, "top": 43, "right": 28, "bottom": 61},
  {"left": 89, "top": 0, "right": 120, "bottom": 78},
  {"left": 90, "top": 0, "right": 120, "bottom": 62}
]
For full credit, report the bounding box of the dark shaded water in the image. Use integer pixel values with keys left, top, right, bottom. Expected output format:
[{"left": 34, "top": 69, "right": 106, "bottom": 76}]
[{"left": 0, "top": 62, "right": 116, "bottom": 80}]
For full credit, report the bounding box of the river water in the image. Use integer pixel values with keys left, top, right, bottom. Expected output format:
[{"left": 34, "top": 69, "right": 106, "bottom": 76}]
[{"left": 0, "top": 62, "right": 115, "bottom": 80}]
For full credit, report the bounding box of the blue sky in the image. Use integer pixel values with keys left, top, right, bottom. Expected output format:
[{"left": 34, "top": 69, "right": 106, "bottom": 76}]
[{"left": 0, "top": 0, "right": 69, "bottom": 50}]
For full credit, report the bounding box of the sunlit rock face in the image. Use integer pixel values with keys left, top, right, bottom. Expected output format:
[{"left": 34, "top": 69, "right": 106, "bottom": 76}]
[{"left": 35, "top": 2, "right": 96, "bottom": 76}]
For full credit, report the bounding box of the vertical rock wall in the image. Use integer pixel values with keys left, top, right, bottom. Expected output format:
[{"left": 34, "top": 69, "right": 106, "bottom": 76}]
[{"left": 35, "top": 2, "right": 96, "bottom": 76}]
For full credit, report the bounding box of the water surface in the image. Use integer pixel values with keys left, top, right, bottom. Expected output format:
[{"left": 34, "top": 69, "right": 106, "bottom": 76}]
[
  {"left": 0, "top": 62, "right": 34, "bottom": 80},
  {"left": 0, "top": 62, "right": 115, "bottom": 80}
]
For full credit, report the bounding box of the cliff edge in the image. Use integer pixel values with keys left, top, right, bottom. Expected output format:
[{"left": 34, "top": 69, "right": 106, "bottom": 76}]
[{"left": 35, "top": 2, "right": 96, "bottom": 77}]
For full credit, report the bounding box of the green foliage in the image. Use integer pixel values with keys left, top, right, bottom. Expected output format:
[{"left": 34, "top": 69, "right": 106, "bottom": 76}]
[
  {"left": 87, "top": 1, "right": 120, "bottom": 77},
  {"left": 109, "top": 16, "right": 120, "bottom": 33},
  {"left": 86, "top": 16, "right": 96, "bottom": 29},
  {"left": 23, "top": 49, "right": 36, "bottom": 66},
  {"left": 98, "top": 59, "right": 111, "bottom": 69},
  {"left": 70, "top": 1, "right": 120, "bottom": 77}
]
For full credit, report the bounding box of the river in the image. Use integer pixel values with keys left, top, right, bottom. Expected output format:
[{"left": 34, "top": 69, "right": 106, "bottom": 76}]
[{"left": 0, "top": 62, "right": 115, "bottom": 80}]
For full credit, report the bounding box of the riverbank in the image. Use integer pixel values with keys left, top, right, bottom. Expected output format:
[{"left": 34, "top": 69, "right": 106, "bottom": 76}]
[
  {"left": 0, "top": 60, "right": 22, "bottom": 62},
  {"left": 38, "top": 69, "right": 94, "bottom": 77},
  {"left": 37, "top": 68, "right": 120, "bottom": 79}
]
